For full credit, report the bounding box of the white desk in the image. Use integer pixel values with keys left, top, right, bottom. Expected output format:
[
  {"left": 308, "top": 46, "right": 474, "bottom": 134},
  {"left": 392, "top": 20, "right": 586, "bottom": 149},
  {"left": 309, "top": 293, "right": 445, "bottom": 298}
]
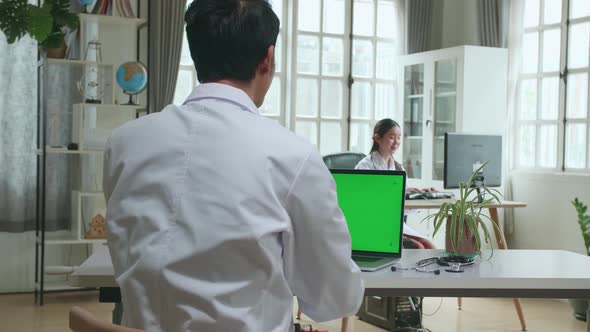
[{"left": 72, "top": 247, "right": 590, "bottom": 331}]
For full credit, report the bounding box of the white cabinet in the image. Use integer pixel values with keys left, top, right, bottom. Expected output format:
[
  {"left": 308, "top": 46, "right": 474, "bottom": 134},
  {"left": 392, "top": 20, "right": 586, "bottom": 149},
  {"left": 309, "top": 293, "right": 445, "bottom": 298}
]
[{"left": 397, "top": 46, "right": 508, "bottom": 188}]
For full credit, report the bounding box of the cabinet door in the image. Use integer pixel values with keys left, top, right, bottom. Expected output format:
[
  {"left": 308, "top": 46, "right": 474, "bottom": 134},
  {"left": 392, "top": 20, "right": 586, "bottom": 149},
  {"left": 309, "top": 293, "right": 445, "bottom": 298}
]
[
  {"left": 432, "top": 59, "right": 458, "bottom": 181},
  {"left": 402, "top": 64, "right": 425, "bottom": 179}
]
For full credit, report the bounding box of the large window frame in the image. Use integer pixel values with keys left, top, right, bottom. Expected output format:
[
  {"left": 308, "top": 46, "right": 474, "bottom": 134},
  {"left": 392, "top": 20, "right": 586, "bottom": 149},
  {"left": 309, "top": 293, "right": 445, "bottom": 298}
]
[
  {"left": 515, "top": 0, "right": 590, "bottom": 172},
  {"left": 175, "top": 0, "right": 402, "bottom": 156}
]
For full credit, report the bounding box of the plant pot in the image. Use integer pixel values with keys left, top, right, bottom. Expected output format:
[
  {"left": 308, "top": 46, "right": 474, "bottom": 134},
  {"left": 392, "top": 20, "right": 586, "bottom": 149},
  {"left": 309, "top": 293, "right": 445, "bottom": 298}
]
[
  {"left": 46, "top": 39, "right": 67, "bottom": 59},
  {"left": 568, "top": 299, "right": 589, "bottom": 321},
  {"left": 445, "top": 216, "right": 477, "bottom": 255}
]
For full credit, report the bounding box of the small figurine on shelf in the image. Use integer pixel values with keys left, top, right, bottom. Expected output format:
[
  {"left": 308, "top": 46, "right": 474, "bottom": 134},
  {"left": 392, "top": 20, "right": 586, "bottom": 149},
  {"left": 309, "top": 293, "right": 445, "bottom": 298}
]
[{"left": 84, "top": 213, "right": 107, "bottom": 239}]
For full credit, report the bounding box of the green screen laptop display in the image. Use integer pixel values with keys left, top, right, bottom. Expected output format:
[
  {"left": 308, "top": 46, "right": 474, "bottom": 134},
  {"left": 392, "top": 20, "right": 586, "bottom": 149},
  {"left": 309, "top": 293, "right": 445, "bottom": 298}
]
[{"left": 332, "top": 171, "right": 405, "bottom": 255}]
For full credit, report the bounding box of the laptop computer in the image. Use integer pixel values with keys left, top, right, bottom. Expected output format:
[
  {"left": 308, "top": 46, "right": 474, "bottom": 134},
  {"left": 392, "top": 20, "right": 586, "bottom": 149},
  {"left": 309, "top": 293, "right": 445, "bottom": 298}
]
[{"left": 330, "top": 169, "right": 406, "bottom": 272}]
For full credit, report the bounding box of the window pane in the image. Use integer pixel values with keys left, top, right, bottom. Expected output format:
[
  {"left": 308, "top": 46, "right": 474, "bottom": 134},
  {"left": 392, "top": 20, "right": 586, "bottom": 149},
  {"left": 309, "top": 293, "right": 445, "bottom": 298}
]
[
  {"left": 298, "top": 0, "right": 320, "bottom": 32},
  {"left": 180, "top": 35, "right": 192, "bottom": 66},
  {"left": 570, "top": 0, "right": 590, "bottom": 19},
  {"left": 320, "top": 122, "right": 342, "bottom": 155},
  {"left": 375, "top": 83, "right": 395, "bottom": 120},
  {"left": 323, "top": 0, "right": 345, "bottom": 34},
  {"left": 295, "top": 121, "right": 318, "bottom": 145},
  {"left": 349, "top": 122, "right": 372, "bottom": 153},
  {"left": 544, "top": 0, "right": 562, "bottom": 24},
  {"left": 522, "top": 32, "right": 539, "bottom": 73},
  {"left": 568, "top": 23, "right": 590, "bottom": 69},
  {"left": 270, "top": 0, "right": 283, "bottom": 20},
  {"left": 352, "top": 39, "right": 374, "bottom": 78},
  {"left": 321, "top": 80, "right": 343, "bottom": 118},
  {"left": 376, "top": 42, "right": 396, "bottom": 80},
  {"left": 260, "top": 77, "right": 281, "bottom": 116},
  {"left": 542, "top": 29, "right": 560, "bottom": 72},
  {"left": 377, "top": 1, "right": 396, "bottom": 39},
  {"left": 518, "top": 125, "right": 536, "bottom": 167},
  {"left": 322, "top": 37, "right": 344, "bottom": 76},
  {"left": 541, "top": 77, "right": 559, "bottom": 120},
  {"left": 524, "top": 0, "right": 540, "bottom": 28},
  {"left": 351, "top": 82, "right": 373, "bottom": 119},
  {"left": 296, "top": 78, "right": 319, "bottom": 117},
  {"left": 353, "top": 0, "right": 375, "bottom": 36},
  {"left": 275, "top": 34, "right": 282, "bottom": 73},
  {"left": 297, "top": 35, "right": 320, "bottom": 74},
  {"left": 566, "top": 74, "right": 589, "bottom": 119},
  {"left": 519, "top": 79, "right": 537, "bottom": 120},
  {"left": 538, "top": 125, "right": 558, "bottom": 168},
  {"left": 565, "top": 123, "right": 587, "bottom": 168},
  {"left": 174, "top": 70, "right": 193, "bottom": 105}
]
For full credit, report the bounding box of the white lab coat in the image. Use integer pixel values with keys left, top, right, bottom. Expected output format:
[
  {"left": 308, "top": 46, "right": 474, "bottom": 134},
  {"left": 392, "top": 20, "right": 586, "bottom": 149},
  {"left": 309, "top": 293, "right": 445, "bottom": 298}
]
[{"left": 103, "top": 83, "right": 364, "bottom": 332}]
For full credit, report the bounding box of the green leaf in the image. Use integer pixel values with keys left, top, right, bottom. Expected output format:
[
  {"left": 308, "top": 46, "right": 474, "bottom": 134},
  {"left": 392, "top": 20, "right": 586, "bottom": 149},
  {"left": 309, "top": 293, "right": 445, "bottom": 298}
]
[
  {"left": 26, "top": 4, "right": 52, "bottom": 44},
  {"left": 572, "top": 198, "right": 590, "bottom": 256},
  {"left": 41, "top": 30, "right": 64, "bottom": 48},
  {"left": 0, "top": 0, "right": 29, "bottom": 44}
]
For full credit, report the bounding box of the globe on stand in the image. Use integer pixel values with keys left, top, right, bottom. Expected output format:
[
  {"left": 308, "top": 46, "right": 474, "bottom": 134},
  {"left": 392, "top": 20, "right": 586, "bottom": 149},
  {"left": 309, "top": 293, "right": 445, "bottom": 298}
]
[{"left": 116, "top": 62, "right": 148, "bottom": 105}]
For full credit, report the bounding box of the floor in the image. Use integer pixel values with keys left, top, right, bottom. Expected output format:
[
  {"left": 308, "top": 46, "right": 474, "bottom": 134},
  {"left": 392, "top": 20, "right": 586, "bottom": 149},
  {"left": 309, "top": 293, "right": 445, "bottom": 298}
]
[{"left": 0, "top": 292, "right": 586, "bottom": 332}]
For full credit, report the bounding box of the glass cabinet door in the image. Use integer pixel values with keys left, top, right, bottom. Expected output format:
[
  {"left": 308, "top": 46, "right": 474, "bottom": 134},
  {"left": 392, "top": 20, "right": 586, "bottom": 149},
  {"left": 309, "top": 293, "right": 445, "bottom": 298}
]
[
  {"left": 432, "top": 59, "right": 457, "bottom": 181},
  {"left": 403, "top": 64, "right": 424, "bottom": 179}
]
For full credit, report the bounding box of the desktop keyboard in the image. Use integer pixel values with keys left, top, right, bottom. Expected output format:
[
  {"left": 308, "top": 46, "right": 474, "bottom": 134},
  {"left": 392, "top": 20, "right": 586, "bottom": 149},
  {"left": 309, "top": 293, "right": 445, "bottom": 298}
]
[{"left": 405, "top": 192, "right": 455, "bottom": 200}]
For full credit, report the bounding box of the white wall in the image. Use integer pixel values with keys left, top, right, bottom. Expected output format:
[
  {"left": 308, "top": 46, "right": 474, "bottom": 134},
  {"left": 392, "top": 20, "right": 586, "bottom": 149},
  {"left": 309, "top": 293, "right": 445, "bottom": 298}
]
[{"left": 509, "top": 171, "right": 590, "bottom": 255}]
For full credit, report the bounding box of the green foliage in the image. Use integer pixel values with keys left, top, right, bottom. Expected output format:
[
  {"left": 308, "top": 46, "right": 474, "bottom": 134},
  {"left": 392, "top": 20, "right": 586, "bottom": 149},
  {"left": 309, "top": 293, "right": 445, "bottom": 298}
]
[
  {"left": 0, "top": 0, "right": 79, "bottom": 49},
  {"left": 422, "top": 162, "right": 503, "bottom": 255},
  {"left": 572, "top": 198, "right": 590, "bottom": 256},
  {"left": 0, "top": 0, "right": 29, "bottom": 44}
]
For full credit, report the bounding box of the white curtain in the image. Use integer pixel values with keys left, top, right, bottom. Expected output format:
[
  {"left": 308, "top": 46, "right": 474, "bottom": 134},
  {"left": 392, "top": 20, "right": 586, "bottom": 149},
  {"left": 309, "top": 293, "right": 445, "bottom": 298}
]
[
  {"left": 0, "top": 32, "right": 37, "bottom": 233},
  {"left": 504, "top": 0, "right": 524, "bottom": 238}
]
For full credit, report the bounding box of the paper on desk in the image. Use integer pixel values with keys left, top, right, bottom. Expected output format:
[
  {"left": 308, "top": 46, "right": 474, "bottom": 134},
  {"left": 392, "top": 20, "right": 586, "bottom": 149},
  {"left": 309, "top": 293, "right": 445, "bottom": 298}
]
[{"left": 403, "top": 223, "right": 427, "bottom": 239}]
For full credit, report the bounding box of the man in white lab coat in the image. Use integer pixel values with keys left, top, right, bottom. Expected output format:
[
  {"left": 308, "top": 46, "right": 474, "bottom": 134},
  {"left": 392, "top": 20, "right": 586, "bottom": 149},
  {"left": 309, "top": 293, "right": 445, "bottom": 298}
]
[{"left": 102, "top": 0, "right": 364, "bottom": 331}]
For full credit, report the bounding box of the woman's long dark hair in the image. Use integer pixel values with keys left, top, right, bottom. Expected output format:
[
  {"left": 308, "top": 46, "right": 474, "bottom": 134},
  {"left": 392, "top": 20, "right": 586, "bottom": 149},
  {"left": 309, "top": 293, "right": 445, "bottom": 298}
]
[{"left": 370, "top": 118, "right": 401, "bottom": 153}]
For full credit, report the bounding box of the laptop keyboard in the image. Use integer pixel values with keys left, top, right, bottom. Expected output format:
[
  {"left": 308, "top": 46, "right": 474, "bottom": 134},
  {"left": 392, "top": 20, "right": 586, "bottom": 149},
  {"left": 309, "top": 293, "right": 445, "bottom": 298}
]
[{"left": 353, "top": 256, "right": 382, "bottom": 263}]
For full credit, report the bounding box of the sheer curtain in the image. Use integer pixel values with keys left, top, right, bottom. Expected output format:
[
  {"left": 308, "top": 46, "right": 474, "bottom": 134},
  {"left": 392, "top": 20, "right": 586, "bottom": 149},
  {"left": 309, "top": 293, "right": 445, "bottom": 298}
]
[
  {"left": 504, "top": 0, "right": 524, "bottom": 238},
  {"left": 0, "top": 34, "right": 37, "bottom": 233}
]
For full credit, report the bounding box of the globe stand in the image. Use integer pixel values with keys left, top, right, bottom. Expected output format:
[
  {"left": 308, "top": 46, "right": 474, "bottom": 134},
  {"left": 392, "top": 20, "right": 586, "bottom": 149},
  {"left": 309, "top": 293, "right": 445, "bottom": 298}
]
[{"left": 123, "top": 92, "right": 138, "bottom": 106}]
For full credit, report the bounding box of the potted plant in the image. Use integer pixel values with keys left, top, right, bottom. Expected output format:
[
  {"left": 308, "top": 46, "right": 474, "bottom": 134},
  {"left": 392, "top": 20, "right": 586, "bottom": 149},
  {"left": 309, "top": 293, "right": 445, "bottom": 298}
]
[
  {"left": 569, "top": 198, "right": 590, "bottom": 321},
  {"left": 0, "top": 0, "right": 79, "bottom": 58},
  {"left": 423, "top": 162, "right": 503, "bottom": 256}
]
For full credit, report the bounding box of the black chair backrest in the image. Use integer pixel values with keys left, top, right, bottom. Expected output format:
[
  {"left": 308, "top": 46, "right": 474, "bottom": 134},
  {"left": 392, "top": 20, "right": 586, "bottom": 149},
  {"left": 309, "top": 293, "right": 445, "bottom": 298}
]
[{"left": 322, "top": 152, "right": 366, "bottom": 169}]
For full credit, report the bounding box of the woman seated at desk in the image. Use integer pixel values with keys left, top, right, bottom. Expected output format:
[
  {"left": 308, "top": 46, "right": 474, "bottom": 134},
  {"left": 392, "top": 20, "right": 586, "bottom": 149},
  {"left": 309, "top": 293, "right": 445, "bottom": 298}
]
[{"left": 355, "top": 118, "right": 436, "bottom": 249}]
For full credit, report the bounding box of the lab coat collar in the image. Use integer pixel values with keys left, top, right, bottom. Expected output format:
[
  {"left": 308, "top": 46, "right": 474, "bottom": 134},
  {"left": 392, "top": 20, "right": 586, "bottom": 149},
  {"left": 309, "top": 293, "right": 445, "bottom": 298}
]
[
  {"left": 371, "top": 151, "right": 396, "bottom": 170},
  {"left": 183, "top": 83, "right": 259, "bottom": 115}
]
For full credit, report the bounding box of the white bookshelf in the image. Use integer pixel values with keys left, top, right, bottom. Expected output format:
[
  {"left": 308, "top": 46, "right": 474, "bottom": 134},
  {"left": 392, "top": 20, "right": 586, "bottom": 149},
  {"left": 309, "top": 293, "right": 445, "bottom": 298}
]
[{"left": 36, "top": 8, "right": 149, "bottom": 304}]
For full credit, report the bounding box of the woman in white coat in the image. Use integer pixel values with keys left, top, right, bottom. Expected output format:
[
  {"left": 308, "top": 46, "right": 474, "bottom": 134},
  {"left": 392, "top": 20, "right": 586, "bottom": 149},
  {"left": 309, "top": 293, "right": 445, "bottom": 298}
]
[{"left": 355, "top": 118, "right": 436, "bottom": 249}]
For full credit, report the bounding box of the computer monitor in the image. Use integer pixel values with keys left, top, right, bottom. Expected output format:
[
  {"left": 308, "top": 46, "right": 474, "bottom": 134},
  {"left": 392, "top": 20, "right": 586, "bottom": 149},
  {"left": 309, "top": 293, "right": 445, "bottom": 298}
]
[
  {"left": 330, "top": 170, "right": 405, "bottom": 257},
  {"left": 444, "top": 132, "right": 502, "bottom": 189}
]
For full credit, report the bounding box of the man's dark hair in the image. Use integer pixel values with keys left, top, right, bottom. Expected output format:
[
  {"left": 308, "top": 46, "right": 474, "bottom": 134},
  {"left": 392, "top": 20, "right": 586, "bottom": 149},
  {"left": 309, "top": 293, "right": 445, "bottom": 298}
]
[{"left": 185, "top": 0, "right": 280, "bottom": 83}]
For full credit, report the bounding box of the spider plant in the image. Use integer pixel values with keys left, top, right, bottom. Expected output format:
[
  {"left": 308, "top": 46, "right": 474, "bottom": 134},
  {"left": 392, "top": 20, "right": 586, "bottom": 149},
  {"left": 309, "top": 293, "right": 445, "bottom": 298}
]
[{"left": 422, "top": 162, "right": 503, "bottom": 256}]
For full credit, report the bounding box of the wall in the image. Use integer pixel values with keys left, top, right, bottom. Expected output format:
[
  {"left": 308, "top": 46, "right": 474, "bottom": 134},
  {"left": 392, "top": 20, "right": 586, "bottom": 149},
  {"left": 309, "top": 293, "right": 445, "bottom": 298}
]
[
  {"left": 430, "top": 0, "right": 480, "bottom": 50},
  {"left": 508, "top": 171, "right": 590, "bottom": 254}
]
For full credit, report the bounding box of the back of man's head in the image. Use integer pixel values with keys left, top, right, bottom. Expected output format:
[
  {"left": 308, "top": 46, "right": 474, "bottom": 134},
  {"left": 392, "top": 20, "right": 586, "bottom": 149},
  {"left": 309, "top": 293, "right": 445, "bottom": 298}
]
[{"left": 185, "top": 0, "right": 280, "bottom": 83}]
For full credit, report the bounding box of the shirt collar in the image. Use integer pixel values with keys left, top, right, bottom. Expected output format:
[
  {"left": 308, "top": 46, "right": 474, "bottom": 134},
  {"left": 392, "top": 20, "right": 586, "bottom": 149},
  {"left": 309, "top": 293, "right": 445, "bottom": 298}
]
[
  {"left": 183, "top": 83, "right": 259, "bottom": 115},
  {"left": 371, "top": 151, "right": 395, "bottom": 170}
]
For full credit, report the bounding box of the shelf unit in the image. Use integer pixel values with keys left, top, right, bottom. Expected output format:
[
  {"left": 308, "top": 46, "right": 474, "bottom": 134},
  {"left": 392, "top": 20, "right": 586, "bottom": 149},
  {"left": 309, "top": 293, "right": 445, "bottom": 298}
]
[{"left": 35, "top": 4, "right": 150, "bottom": 305}]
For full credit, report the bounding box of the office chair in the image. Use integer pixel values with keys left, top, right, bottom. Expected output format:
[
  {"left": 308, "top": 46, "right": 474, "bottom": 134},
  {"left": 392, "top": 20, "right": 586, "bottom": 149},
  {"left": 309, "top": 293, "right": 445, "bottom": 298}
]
[
  {"left": 69, "top": 306, "right": 143, "bottom": 332},
  {"left": 322, "top": 152, "right": 366, "bottom": 169}
]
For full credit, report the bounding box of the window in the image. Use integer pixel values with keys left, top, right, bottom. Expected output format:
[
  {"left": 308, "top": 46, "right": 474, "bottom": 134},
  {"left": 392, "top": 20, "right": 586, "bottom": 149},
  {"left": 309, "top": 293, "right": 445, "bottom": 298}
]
[
  {"left": 292, "top": 0, "right": 349, "bottom": 154},
  {"left": 515, "top": 0, "right": 590, "bottom": 171},
  {"left": 175, "top": 0, "right": 402, "bottom": 156}
]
